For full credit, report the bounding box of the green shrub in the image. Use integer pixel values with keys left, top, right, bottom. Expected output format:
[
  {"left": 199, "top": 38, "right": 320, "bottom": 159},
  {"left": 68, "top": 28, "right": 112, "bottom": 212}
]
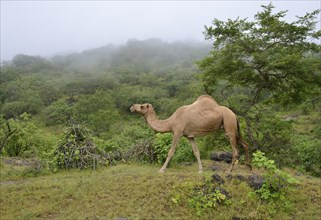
[
  {"left": 197, "top": 132, "right": 230, "bottom": 159},
  {"left": 153, "top": 133, "right": 195, "bottom": 165},
  {"left": 44, "top": 99, "right": 72, "bottom": 125},
  {"left": 2, "top": 99, "right": 43, "bottom": 119},
  {"left": 0, "top": 113, "right": 56, "bottom": 157},
  {"left": 292, "top": 135, "right": 321, "bottom": 177},
  {"left": 103, "top": 123, "right": 153, "bottom": 151},
  {"left": 72, "top": 90, "right": 119, "bottom": 135},
  {"left": 171, "top": 178, "right": 230, "bottom": 216},
  {"left": 251, "top": 151, "right": 297, "bottom": 205},
  {"left": 252, "top": 113, "right": 294, "bottom": 167}
]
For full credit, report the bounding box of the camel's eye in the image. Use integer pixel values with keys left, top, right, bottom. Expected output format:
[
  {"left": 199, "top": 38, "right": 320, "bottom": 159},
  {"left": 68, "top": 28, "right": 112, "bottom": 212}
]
[{"left": 140, "top": 105, "right": 144, "bottom": 109}]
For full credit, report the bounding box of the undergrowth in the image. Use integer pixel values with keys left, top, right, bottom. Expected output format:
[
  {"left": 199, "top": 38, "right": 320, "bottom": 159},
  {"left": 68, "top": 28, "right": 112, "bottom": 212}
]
[
  {"left": 171, "top": 177, "right": 231, "bottom": 216},
  {"left": 249, "top": 151, "right": 298, "bottom": 215}
]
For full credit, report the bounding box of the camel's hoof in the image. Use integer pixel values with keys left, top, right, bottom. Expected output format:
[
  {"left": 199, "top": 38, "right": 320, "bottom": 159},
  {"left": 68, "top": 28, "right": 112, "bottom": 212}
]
[
  {"left": 158, "top": 169, "right": 165, "bottom": 173},
  {"left": 198, "top": 170, "right": 203, "bottom": 174}
]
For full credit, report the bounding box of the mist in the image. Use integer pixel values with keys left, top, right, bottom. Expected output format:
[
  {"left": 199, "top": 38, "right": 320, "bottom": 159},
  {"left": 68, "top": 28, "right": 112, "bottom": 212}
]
[{"left": 1, "top": 1, "right": 320, "bottom": 61}]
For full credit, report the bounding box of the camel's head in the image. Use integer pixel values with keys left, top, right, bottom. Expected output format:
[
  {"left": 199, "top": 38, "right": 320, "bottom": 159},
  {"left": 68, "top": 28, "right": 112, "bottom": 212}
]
[{"left": 130, "top": 103, "right": 153, "bottom": 115}]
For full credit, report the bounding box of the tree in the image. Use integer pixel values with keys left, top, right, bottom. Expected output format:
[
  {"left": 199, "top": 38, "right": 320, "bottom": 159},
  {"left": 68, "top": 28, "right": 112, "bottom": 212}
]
[
  {"left": 0, "top": 65, "right": 20, "bottom": 84},
  {"left": 198, "top": 4, "right": 321, "bottom": 164},
  {"left": 12, "top": 54, "right": 53, "bottom": 73},
  {"left": 44, "top": 99, "right": 73, "bottom": 125},
  {"left": 0, "top": 76, "right": 57, "bottom": 118},
  {"left": 72, "top": 90, "right": 119, "bottom": 136},
  {"left": 199, "top": 3, "right": 321, "bottom": 108}
]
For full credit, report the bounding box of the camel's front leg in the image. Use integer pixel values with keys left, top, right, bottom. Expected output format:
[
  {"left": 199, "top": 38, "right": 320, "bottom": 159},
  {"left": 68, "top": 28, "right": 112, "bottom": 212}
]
[
  {"left": 159, "top": 134, "right": 181, "bottom": 173},
  {"left": 188, "top": 138, "right": 203, "bottom": 173}
]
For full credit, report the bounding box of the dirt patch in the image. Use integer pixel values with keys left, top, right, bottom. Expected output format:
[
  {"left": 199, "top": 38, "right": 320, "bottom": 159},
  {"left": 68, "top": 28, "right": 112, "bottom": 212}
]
[
  {"left": 0, "top": 180, "right": 26, "bottom": 186},
  {"left": 283, "top": 113, "right": 300, "bottom": 121},
  {"left": 2, "top": 157, "right": 42, "bottom": 168}
]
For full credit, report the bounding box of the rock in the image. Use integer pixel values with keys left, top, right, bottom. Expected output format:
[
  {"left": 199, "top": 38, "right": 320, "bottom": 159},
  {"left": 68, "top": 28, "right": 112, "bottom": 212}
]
[
  {"left": 234, "top": 174, "right": 247, "bottom": 181},
  {"left": 212, "top": 174, "right": 225, "bottom": 184},
  {"left": 211, "top": 165, "right": 223, "bottom": 172},
  {"left": 295, "top": 172, "right": 303, "bottom": 176},
  {"left": 211, "top": 152, "right": 233, "bottom": 163},
  {"left": 248, "top": 174, "right": 264, "bottom": 190},
  {"left": 226, "top": 174, "right": 247, "bottom": 182}
]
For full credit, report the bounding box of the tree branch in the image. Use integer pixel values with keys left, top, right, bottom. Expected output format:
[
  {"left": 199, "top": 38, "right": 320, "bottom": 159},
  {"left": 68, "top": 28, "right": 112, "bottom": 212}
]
[{"left": 0, "top": 122, "right": 17, "bottom": 153}]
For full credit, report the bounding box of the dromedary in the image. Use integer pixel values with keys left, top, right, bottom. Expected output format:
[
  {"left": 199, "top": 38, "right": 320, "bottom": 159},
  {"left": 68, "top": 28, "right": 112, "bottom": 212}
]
[{"left": 130, "top": 95, "right": 251, "bottom": 173}]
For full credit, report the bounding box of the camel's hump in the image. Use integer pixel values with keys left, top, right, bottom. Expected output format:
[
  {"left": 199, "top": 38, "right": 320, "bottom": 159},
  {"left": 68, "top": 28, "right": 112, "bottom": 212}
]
[{"left": 196, "top": 95, "right": 219, "bottom": 105}]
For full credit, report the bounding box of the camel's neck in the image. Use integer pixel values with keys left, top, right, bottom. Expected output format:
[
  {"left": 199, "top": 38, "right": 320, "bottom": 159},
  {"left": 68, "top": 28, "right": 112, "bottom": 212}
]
[{"left": 144, "top": 110, "right": 172, "bottom": 133}]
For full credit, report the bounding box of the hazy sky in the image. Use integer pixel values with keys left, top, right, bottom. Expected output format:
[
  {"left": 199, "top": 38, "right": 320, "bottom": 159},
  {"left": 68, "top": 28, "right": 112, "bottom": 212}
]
[{"left": 1, "top": 0, "right": 320, "bottom": 61}]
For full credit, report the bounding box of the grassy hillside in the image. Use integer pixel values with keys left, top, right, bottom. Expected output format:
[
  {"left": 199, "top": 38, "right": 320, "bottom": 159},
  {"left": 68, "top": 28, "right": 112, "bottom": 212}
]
[
  {"left": 1, "top": 158, "right": 320, "bottom": 220},
  {"left": 1, "top": 39, "right": 320, "bottom": 219}
]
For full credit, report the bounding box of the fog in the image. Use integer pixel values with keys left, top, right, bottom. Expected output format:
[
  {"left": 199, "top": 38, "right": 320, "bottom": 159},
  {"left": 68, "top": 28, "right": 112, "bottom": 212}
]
[{"left": 1, "top": 1, "right": 320, "bottom": 61}]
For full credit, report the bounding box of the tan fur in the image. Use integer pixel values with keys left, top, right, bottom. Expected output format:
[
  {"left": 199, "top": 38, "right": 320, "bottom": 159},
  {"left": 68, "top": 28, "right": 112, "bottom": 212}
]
[{"left": 130, "top": 95, "right": 251, "bottom": 173}]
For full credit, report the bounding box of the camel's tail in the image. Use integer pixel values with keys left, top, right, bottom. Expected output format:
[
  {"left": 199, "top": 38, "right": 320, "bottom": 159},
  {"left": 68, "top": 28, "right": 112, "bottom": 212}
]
[
  {"left": 236, "top": 119, "right": 252, "bottom": 170},
  {"left": 236, "top": 119, "right": 244, "bottom": 144}
]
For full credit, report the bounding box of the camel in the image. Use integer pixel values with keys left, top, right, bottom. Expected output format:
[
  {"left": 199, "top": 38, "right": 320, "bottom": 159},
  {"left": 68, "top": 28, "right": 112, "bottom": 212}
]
[{"left": 130, "top": 95, "right": 251, "bottom": 173}]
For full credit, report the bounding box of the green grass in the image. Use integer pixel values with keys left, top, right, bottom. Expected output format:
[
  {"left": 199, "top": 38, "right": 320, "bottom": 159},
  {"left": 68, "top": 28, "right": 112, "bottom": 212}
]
[
  {"left": 282, "top": 107, "right": 320, "bottom": 135},
  {"left": 1, "top": 159, "right": 320, "bottom": 219}
]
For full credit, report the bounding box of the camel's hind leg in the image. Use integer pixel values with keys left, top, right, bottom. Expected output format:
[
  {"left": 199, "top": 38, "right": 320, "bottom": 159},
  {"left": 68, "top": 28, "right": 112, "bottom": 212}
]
[
  {"left": 188, "top": 138, "right": 203, "bottom": 173},
  {"left": 238, "top": 139, "right": 252, "bottom": 170},
  {"left": 227, "top": 132, "right": 239, "bottom": 173}
]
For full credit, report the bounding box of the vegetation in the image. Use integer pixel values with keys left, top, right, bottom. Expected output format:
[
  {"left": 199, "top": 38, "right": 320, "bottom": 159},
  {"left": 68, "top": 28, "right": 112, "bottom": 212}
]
[
  {"left": 198, "top": 3, "right": 321, "bottom": 169},
  {"left": 1, "top": 161, "right": 320, "bottom": 219},
  {"left": 250, "top": 151, "right": 297, "bottom": 207},
  {"left": 171, "top": 176, "right": 231, "bottom": 216},
  {"left": 0, "top": 4, "right": 320, "bottom": 219},
  {"left": 51, "top": 122, "right": 100, "bottom": 170}
]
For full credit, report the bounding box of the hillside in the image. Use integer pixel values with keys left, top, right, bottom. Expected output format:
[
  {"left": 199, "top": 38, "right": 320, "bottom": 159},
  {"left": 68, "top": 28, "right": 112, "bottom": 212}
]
[
  {"left": 2, "top": 4, "right": 321, "bottom": 219},
  {"left": 1, "top": 159, "right": 320, "bottom": 219},
  {"left": 1, "top": 37, "right": 320, "bottom": 219}
]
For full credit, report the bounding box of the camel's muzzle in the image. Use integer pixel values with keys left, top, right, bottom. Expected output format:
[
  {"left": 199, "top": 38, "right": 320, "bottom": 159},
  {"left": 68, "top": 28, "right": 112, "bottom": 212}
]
[{"left": 130, "top": 105, "right": 136, "bottom": 112}]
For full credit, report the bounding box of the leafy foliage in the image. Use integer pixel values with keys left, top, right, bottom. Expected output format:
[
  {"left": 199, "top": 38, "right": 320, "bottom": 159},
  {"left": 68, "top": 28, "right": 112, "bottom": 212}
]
[
  {"left": 0, "top": 76, "right": 60, "bottom": 118},
  {"left": 291, "top": 135, "right": 321, "bottom": 176},
  {"left": 200, "top": 4, "right": 321, "bottom": 104},
  {"left": 250, "top": 110, "right": 294, "bottom": 166},
  {"left": 73, "top": 90, "right": 119, "bottom": 135},
  {"left": 0, "top": 113, "right": 56, "bottom": 157},
  {"left": 198, "top": 4, "right": 321, "bottom": 173},
  {"left": 153, "top": 133, "right": 195, "bottom": 164},
  {"left": 251, "top": 151, "right": 297, "bottom": 205},
  {"left": 44, "top": 99, "right": 73, "bottom": 125},
  {"left": 171, "top": 178, "right": 230, "bottom": 216}
]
